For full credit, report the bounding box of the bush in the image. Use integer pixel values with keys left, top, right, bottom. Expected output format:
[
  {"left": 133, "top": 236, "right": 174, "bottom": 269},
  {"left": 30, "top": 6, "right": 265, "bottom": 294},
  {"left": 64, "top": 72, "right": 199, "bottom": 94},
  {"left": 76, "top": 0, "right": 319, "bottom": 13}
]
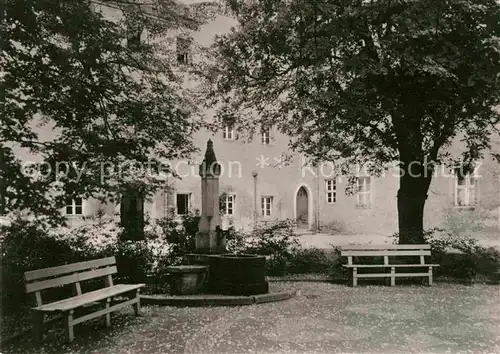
[
  {"left": 152, "top": 211, "right": 198, "bottom": 267},
  {"left": 287, "top": 247, "right": 331, "bottom": 274},
  {"left": 224, "top": 226, "right": 247, "bottom": 253},
  {"left": 0, "top": 212, "right": 175, "bottom": 314},
  {"left": 328, "top": 245, "right": 347, "bottom": 279},
  {"left": 1, "top": 218, "right": 78, "bottom": 314},
  {"left": 0, "top": 214, "right": 125, "bottom": 314},
  {"left": 114, "top": 240, "right": 153, "bottom": 284},
  {"left": 393, "top": 228, "right": 500, "bottom": 282},
  {"left": 243, "top": 219, "right": 300, "bottom": 275}
]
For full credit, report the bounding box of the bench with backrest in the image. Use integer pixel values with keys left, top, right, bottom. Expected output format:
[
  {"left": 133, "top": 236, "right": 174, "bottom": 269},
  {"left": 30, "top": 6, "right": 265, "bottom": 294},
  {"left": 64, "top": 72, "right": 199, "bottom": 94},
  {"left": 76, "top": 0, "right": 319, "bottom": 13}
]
[
  {"left": 24, "top": 256, "right": 145, "bottom": 343},
  {"left": 340, "top": 244, "right": 439, "bottom": 287}
]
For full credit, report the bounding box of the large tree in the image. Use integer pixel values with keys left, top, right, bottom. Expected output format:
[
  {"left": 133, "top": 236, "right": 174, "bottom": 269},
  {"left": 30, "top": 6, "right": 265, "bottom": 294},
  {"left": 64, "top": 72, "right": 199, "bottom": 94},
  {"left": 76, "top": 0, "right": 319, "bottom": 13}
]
[
  {"left": 1, "top": 1, "right": 220, "bottom": 234},
  {"left": 201, "top": 0, "right": 500, "bottom": 243}
]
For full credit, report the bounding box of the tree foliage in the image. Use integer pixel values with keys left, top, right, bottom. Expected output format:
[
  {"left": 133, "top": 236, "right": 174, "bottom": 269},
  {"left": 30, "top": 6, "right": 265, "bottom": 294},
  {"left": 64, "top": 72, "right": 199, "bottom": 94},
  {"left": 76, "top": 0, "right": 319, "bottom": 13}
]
[
  {"left": 201, "top": 0, "right": 500, "bottom": 242},
  {"left": 1, "top": 0, "right": 220, "bottom": 225}
]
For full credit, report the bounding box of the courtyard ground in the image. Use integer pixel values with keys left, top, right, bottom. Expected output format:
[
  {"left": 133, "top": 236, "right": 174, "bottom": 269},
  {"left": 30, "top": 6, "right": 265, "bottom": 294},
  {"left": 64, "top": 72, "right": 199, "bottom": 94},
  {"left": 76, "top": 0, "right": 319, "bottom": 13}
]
[{"left": 3, "top": 282, "right": 499, "bottom": 354}]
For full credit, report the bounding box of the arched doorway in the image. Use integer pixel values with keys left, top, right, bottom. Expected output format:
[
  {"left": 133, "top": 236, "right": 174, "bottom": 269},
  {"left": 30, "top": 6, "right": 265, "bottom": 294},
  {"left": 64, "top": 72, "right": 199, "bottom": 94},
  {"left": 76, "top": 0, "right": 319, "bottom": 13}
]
[{"left": 296, "top": 186, "right": 309, "bottom": 228}]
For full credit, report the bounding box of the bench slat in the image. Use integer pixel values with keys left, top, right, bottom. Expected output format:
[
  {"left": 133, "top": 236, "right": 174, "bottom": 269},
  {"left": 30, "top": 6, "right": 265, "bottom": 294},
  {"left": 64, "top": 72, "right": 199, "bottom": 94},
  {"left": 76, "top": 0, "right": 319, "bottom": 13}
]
[
  {"left": 25, "top": 257, "right": 116, "bottom": 282},
  {"left": 356, "top": 273, "right": 391, "bottom": 278},
  {"left": 33, "top": 283, "right": 144, "bottom": 312},
  {"left": 343, "top": 264, "right": 440, "bottom": 268},
  {"left": 356, "top": 272, "right": 430, "bottom": 278},
  {"left": 341, "top": 250, "right": 431, "bottom": 257},
  {"left": 26, "top": 266, "right": 118, "bottom": 293},
  {"left": 340, "top": 244, "right": 430, "bottom": 250}
]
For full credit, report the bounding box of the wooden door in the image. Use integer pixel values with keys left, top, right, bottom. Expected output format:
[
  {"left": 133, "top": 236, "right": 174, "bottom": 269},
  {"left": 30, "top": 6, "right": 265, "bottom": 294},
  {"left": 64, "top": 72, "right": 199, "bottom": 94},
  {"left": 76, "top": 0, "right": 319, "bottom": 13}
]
[{"left": 296, "top": 187, "right": 308, "bottom": 228}]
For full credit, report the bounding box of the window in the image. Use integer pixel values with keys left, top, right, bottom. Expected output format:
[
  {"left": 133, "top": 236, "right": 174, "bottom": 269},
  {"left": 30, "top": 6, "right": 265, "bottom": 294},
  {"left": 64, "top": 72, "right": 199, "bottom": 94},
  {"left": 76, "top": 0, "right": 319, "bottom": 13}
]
[
  {"left": 455, "top": 170, "right": 478, "bottom": 207},
  {"left": 176, "top": 36, "right": 191, "bottom": 64},
  {"left": 127, "top": 28, "right": 142, "bottom": 50},
  {"left": 224, "top": 194, "right": 236, "bottom": 216},
  {"left": 356, "top": 177, "right": 371, "bottom": 208},
  {"left": 176, "top": 193, "right": 191, "bottom": 215},
  {"left": 66, "top": 197, "right": 83, "bottom": 215},
  {"left": 222, "top": 125, "right": 235, "bottom": 140},
  {"left": 326, "top": 179, "right": 336, "bottom": 203},
  {"left": 261, "top": 126, "right": 270, "bottom": 145},
  {"left": 261, "top": 196, "right": 273, "bottom": 217}
]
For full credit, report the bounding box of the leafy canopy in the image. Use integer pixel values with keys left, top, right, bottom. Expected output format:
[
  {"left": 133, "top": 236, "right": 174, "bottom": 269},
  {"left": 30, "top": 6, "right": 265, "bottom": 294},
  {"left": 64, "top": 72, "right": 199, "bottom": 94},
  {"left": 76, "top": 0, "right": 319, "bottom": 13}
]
[
  {"left": 202, "top": 0, "right": 500, "bottom": 173},
  {"left": 1, "top": 0, "right": 220, "bottom": 224}
]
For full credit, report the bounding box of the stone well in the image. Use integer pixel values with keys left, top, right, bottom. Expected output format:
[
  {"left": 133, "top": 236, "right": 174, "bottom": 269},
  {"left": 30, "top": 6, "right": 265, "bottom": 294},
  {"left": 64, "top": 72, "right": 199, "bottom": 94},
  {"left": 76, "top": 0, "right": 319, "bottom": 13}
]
[
  {"left": 165, "top": 265, "right": 208, "bottom": 295},
  {"left": 208, "top": 254, "right": 269, "bottom": 296}
]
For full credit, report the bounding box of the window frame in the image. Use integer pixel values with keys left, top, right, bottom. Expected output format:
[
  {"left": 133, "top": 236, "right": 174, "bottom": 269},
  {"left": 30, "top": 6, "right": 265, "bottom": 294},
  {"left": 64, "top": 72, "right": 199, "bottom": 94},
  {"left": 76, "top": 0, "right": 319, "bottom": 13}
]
[
  {"left": 222, "top": 125, "right": 235, "bottom": 140},
  {"left": 325, "top": 178, "right": 337, "bottom": 204},
  {"left": 261, "top": 196, "right": 273, "bottom": 217},
  {"left": 261, "top": 126, "right": 270, "bottom": 145},
  {"left": 224, "top": 193, "right": 236, "bottom": 216},
  {"left": 176, "top": 36, "right": 191, "bottom": 64},
  {"left": 176, "top": 192, "right": 191, "bottom": 215},
  {"left": 356, "top": 176, "right": 371, "bottom": 209},
  {"left": 454, "top": 170, "right": 479, "bottom": 207},
  {"left": 127, "top": 27, "right": 142, "bottom": 50},
  {"left": 66, "top": 197, "right": 83, "bottom": 216}
]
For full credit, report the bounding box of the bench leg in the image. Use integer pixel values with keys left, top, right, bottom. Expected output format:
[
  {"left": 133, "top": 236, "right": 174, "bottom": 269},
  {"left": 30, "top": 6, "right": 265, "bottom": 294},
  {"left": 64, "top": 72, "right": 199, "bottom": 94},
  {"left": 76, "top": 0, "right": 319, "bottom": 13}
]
[
  {"left": 32, "top": 311, "right": 44, "bottom": 343},
  {"left": 428, "top": 266, "right": 433, "bottom": 286},
  {"left": 390, "top": 267, "right": 396, "bottom": 287},
  {"left": 105, "top": 298, "right": 111, "bottom": 327},
  {"left": 352, "top": 268, "right": 358, "bottom": 287},
  {"left": 133, "top": 289, "right": 141, "bottom": 316},
  {"left": 65, "top": 310, "right": 75, "bottom": 343}
]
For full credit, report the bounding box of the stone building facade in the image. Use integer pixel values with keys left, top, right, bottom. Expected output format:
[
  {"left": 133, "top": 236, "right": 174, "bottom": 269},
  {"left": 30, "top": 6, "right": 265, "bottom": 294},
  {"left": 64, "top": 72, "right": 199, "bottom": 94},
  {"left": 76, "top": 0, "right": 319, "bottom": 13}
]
[{"left": 56, "top": 124, "right": 500, "bottom": 239}]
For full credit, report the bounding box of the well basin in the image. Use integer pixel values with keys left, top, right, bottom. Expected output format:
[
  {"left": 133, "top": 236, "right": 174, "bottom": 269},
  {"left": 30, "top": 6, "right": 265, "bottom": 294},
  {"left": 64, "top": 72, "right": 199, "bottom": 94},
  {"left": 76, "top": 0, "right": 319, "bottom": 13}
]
[
  {"left": 208, "top": 254, "right": 269, "bottom": 296},
  {"left": 166, "top": 265, "right": 208, "bottom": 295}
]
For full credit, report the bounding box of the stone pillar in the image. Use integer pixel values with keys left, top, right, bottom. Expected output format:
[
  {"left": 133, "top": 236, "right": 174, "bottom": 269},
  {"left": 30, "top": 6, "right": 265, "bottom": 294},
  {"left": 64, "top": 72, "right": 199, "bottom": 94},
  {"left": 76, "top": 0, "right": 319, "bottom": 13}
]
[{"left": 195, "top": 139, "right": 226, "bottom": 254}]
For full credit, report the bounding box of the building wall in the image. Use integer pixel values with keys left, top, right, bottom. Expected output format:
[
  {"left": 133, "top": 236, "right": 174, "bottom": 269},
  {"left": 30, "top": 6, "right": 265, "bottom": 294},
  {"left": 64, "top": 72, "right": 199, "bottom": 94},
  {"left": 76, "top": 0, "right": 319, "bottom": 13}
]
[{"left": 140, "top": 127, "right": 500, "bottom": 238}]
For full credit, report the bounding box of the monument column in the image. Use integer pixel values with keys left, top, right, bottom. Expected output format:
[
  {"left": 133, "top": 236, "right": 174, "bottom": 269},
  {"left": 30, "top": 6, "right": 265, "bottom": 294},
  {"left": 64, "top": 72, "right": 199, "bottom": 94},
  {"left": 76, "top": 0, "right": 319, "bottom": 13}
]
[{"left": 196, "top": 139, "right": 225, "bottom": 254}]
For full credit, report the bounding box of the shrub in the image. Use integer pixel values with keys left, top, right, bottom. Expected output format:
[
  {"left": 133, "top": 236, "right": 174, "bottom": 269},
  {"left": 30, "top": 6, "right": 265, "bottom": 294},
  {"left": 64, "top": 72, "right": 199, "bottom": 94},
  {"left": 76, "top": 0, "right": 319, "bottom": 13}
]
[
  {"left": 114, "top": 240, "right": 153, "bottom": 284},
  {"left": 0, "top": 214, "right": 126, "bottom": 314},
  {"left": 1, "top": 218, "right": 78, "bottom": 314},
  {"left": 0, "top": 210, "right": 208, "bottom": 313},
  {"left": 153, "top": 211, "right": 198, "bottom": 266},
  {"left": 328, "top": 245, "right": 347, "bottom": 279},
  {"left": 287, "top": 247, "right": 331, "bottom": 274},
  {"left": 223, "top": 226, "right": 248, "bottom": 253},
  {"left": 393, "top": 228, "right": 500, "bottom": 282},
  {"left": 52, "top": 213, "right": 120, "bottom": 258},
  {"left": 245, "top": 219, "right": 300, "bottom": 275}
]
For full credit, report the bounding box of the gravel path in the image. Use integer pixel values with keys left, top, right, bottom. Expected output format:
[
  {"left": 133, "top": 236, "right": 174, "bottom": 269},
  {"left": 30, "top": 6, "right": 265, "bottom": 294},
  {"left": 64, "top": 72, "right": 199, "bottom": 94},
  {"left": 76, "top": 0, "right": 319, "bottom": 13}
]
[{"left": 3, "top": 282, "right": 500, "bottom": 353}]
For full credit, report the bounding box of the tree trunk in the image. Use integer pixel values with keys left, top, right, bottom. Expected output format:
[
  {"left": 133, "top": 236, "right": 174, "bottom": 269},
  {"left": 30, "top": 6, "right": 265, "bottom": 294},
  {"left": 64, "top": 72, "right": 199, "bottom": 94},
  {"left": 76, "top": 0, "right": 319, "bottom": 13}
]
[{"left": 397, "top": 161, "right": 432, "bottom": 244}]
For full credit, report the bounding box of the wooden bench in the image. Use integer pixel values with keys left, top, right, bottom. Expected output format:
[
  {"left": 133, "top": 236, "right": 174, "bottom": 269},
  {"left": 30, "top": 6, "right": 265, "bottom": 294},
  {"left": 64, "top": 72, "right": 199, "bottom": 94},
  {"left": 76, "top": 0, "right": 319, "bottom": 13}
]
[
  {"left": 24, "top": 256, "right": 145, "bottom": 343},
  {"left": 340, "top": 244, "right": 439, "bottom": 287}
]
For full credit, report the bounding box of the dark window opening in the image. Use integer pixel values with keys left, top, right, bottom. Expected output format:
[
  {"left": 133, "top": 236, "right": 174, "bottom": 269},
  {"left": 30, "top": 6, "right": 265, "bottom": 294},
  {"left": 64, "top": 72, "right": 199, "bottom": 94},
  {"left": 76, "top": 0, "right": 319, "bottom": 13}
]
[
  {"left": 176, "top": 193, "right": 190, "bottom": 215},
  {"left": 176, "top": 36, "right": 191, "bottom": 64},
  {"left": 66, "top": 197, "right": 83, "bottom": 215},
  {"left": 127, "top": 29, "right": 142, "bottom": 50}
]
